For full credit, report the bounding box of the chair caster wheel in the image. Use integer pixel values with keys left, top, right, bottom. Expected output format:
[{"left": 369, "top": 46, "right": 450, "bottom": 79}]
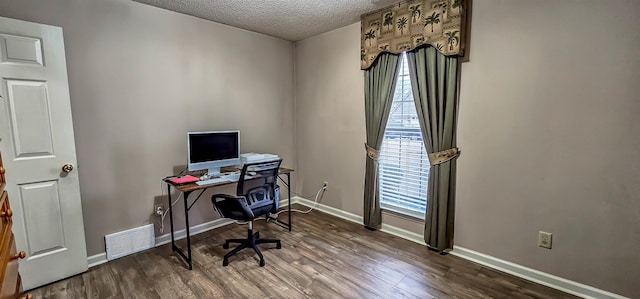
[
  {"left": 223, "top": 259, "right": 229, "bottom": 267},
  {"left": 223, "top": 243, "right": 229, "bottom": 249},
  {"left": 276, "top": 242, "right": 282, "bottom": 249},
  {"left": 259, "top": 260, "right": 265, "bottom": 267}
]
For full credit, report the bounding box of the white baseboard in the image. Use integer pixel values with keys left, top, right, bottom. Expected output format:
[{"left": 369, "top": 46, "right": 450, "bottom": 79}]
[
  {"left": 293, "top": 196, "right": 361, "bottom": 223},
  {"left": 293, "top": 196, "right": 426, "bottom": 245},
  {"left": 450, "top": 247, "right": 628, "bottom": 299},
  {"left": 154, "top": 218, "right": 235, "bottom": 247},
  {"left": 87, "top": 219, "right": 235, "bottom": 269},
  {"left": 87, "top": 218, "right": 234, "bottom": 269},
  {"left": 87, "top": 252, "right": 108, "bottom": 268},
  {"left": 88, "top": 198, "right": 293, "bottom": 268},
  {"left": 380, "top": 223, "right": 426, "bottom": 245},
  {"left": 293, "top": 196, "right": 627, "bottom": 299}
]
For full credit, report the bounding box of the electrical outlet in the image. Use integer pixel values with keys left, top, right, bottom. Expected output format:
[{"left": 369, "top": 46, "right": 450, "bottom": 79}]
[
  {"left": 323, "top": 181, "right": 329, "bottom": 191},
  {"left": 538, "top": 231, "right": 552, "bottom": 249},
  {"left": 154, "top": 205, "right": 164, "bottom": 216}
]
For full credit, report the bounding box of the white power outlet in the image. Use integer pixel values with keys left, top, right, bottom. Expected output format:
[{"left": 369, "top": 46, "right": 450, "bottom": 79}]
[
  {"left": 323, "top": 181, "right": 329, "bottom": 191},
  {"left": 538, "top": 231, "right": 552, "bottom": 249},
  {"left": 154, "top": 205, "right": 164, "bottom": 216}
]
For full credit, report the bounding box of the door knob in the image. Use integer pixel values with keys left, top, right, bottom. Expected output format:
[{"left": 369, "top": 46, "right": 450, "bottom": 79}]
[
  {"left": 0, "top": 209, "right": 11, "bottom": 218},
  {"left": 62, "top": 163, "right": 74, "bottom": 173},
  {"left": 11, "top": 251, "right": 26, "bottom": 260}
]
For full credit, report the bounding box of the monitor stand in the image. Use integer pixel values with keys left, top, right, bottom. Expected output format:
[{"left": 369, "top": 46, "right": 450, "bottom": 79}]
[{"left": 200, "top": 167, "right": 222, "bottom": 181}]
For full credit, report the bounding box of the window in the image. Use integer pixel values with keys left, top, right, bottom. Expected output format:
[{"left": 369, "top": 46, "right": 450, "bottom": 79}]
[{"left": 379, "top": 53, "right": 430, "bottom": 218}]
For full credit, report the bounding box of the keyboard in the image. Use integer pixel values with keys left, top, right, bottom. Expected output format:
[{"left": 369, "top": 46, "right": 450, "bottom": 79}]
[
  {"left": 196, "top": 177, "right": 231, "bottom": 186},
  {"left": 195, "top": 172, "right": 241, "bottom": 186}
]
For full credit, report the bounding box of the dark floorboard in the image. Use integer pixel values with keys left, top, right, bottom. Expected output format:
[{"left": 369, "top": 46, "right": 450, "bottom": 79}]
[{"left": 30, "top": 207, "right": 578, "bottom": 298}]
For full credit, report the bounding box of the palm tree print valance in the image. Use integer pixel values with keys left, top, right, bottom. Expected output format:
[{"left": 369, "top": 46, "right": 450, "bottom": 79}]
[{"left": 361, "top": 0, "right": 466, "bottom": 69}]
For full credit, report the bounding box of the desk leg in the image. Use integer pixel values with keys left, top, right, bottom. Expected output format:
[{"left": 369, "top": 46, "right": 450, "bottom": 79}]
[
  {"left": 184, "top": 191, "right": 193, "bottom": 270},
  {"left": 168, "top": 189, "right": 207, "bottom": 270},
  {"left": 167, "top": 184, "right": 176, "bottom": 252},
  {"left": 287, "top": 172, "right": 291, "bottom": 232}
]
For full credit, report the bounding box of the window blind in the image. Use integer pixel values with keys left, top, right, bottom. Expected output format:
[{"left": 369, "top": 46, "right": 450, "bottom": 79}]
[{"left": 379, "top": 53, "right": 430, "bottom": 217}]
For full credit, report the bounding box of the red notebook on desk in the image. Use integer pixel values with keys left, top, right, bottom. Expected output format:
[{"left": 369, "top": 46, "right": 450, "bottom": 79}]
[{"left": 168, "top": 175, "right": 199, "bottom": 184}]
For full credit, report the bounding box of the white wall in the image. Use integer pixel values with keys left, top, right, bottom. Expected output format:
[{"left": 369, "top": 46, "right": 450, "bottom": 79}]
[
  {"left": 2, "top": 0, "right": 638, "bottom": 296},
  {"left": 456, "top": 0, "right": 640, "bottom": 297},
  {"left": 294, "top": 0, "right": 640, "bottom": 297},
  {"left": 294, "top": 23, "right": 424, "bottom": 234},
  {"left": 0, "top": 0, "right": 295, "bottom": 256},
  {"left": 295, "top": 24, "right": 365, "bottom": 214}
]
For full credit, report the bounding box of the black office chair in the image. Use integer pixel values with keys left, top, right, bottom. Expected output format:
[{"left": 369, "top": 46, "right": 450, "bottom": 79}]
[{"left": 211, "top": 159, "right": 283, "bottom": 267}]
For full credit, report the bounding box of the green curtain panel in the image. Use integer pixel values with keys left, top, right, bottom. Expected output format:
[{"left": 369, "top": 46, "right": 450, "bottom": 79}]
[
  {"left": 363, "top": 53, "right": 400, "bottom": 230},
  {"left": 406, "top": 46, "right": 459, "bottom": 251}
]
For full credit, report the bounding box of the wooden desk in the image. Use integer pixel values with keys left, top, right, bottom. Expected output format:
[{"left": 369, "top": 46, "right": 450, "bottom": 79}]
[{"left": 163, "top": 167, "right": 294, "bottom": 270}]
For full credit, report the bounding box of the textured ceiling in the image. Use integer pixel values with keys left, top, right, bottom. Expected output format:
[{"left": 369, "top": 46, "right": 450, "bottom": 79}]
[{"left": 131, "top": 0, "right": 398, "bottom": 41}]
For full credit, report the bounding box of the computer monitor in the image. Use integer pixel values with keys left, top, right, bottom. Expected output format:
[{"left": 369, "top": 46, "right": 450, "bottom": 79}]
[{"left": 187, "top": 130, "right": 240, "bottom": 177}]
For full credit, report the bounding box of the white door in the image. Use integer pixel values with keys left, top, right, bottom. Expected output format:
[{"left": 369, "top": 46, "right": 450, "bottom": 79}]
[{"left": 0, "top": 17, "right": 87, "bottom": 290}]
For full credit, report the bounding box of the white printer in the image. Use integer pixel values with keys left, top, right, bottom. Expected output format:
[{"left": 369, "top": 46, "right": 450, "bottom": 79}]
[{"left": 240, "top": 153, "right": 280, "bottom": 167}]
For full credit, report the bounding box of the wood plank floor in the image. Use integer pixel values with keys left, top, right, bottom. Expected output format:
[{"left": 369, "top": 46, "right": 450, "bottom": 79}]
[{"left": 30, "top": 208, "right": 578, "bottom": 298}]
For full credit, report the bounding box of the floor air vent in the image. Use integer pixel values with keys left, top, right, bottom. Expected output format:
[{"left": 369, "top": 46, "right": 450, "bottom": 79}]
[{"left": 105, "top": 224, "right": 155, "bottom": 260}]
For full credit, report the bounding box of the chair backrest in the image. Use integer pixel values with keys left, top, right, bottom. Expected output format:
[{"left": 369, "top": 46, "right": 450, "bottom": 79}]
[
  {"left": 237, "top": 159, "right": 282, "bottom": 197},
  {"left": 212, "top": 159, "right": 283, "bottom": 221}
]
